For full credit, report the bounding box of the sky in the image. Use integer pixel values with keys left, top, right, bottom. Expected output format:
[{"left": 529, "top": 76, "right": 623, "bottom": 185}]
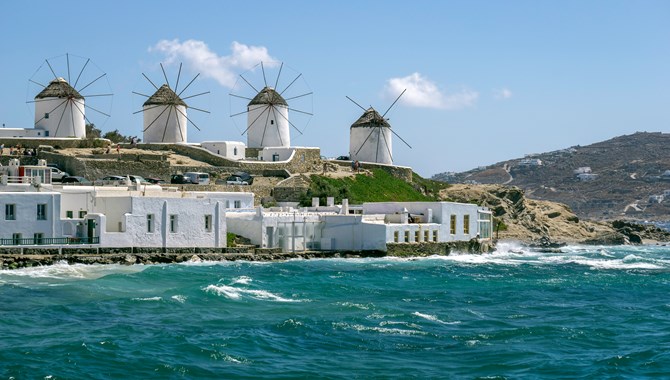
[{"left": 0, "top": 1, "right": 668, "bottom": 177}]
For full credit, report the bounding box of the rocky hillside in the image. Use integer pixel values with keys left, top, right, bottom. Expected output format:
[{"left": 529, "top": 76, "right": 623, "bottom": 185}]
[
  {"left": 440, "top": 184, "right": 670, "bottom": 246},
  {"left": 433, "top": 132, "right": 670, "bottom": 222}
]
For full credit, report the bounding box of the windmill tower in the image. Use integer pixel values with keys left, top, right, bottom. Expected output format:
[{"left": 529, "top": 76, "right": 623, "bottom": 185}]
[
  {"left": 28, "top": 54, "right": 112, "bottom": 138},
  {"left": 135, "top": 63, "right": 209, "bottom": 143},
  {"left": 34, "top": 78, "right": 86, "bottom": 138},
  {"left": 347, "top": 90, "right": 411, "bottom": 165},
  {"left": 247, "top": 86, "right": 290, "bottom": 148},
  {"left": 230, "top": 62, "right": 313, "bottom": 149}
]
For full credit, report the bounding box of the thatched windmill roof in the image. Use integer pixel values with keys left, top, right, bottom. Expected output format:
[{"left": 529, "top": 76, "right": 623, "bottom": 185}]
[
  {"left": 248, "top": 87, "right": 288, "bottom": 107},
  {"left": 35, "top": 78, "right": 84, "bottom": 100},
  {"left": 143, "top": 84, "right": 187, "bottom": 107},
  {"left": 351, "top": 107, "right": 390, "bottom": 129}
]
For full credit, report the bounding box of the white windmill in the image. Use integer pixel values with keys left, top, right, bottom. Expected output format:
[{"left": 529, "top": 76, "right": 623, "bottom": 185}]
[
  {"left": 134, "top": 63, "right": 209, "bottom": 143},
  {"left": 347, "top": 90, "right": 411, "bottom": 165},
  {"left": 229, "top": 62, "right": 313, "bottom": 149},
  {"left": 28, "top": 54, "right": 112, "bottom": 138}
]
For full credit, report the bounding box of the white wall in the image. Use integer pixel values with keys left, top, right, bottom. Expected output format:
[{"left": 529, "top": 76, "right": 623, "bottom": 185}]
[
  {"left": 201, "top": 141, "right": 246, "bottom": 160},
  {"left": 260, "top": 147, "right": 296, "bottom": 162},
  {"left": 0, "top": 192, "right": 61, "bottom": 241},
  {"left": 0, "top": 128, "right": 47, "bottom": 138},
  {"left": 247, "top": 104, "right": 290, "bottom": 148},
  {"left": 350, "top": 126, "right": 393, "bottom": 165},
  {"left": 143, "top": 104, "right": 188, "bottom": 143},
  {"left": 100, "top": 197, "right": 226, "bottom": 248},
  {"left": 35, "top": 97, "right": 86, "bottom": 138}
]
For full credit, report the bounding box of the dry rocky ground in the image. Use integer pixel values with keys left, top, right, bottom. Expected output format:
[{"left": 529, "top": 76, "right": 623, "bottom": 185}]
[{"left": 441, "top": 184, "right": 670, "bottom": 246}]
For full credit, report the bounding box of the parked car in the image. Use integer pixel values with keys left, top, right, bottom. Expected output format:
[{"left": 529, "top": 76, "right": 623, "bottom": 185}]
[
  {"left": 145, "top": 177, "right": 167, "bottom": 184},
  {"left": 170, "top": 174, "right": 197, "bottom": 184},
  {"left": 100, "top": 175, "right": 125, "bottom": 181},
  {"left": 126, "top": 175, "right": 149, "bottom": 184},
  {"left": 61, "top": 176, "right": 92, "bottom": 185},
  {"left": 226, "top": 176, "right": 249, "bottom": 185},
  {"left": 50, "top": 167, "right": 70, "bottom": 182},
  {"left": 97, "top": 175, "right": 126, "bottom": 185},
  {"left": 184, "top": 172, "right": 210, "bottom": 185},
  {"left": 231, "top": 171, "right": 254, "bottom": 185},
  {"left": 336, "top": 155, "right": 350, "bottom": 161}
]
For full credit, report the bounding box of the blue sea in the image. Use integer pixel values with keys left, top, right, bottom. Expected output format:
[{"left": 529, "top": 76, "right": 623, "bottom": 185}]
[{"left": 1, "top": 243, "right": 670, "bottom": 379}]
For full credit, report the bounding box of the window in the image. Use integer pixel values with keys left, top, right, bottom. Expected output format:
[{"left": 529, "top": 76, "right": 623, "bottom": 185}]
[
  {"left": 270, "top": 120, "right": 274, "bottom": 125},
  {"left": 78, "top": 210, "right": 87, "bottom": 218},
  {"left": 37, "top": 204, "right": 47, "bottom": 220},
  {"left": 433, "top": 230, "right": 438, "bottom": 242},
  {"left": 147, "top": 214, "right": 154, "bottom": 233},
  {"left": 415, "top": 230, "right": 420, "bottom": 242},
  {"left": 234, "top": 200, "right": 241, "bottom": 209},
  {"left": 12, "top": 233, "right": 22, "bottom": 245},
  {"left": 404, "top": 231, "right": 410, "bottom": 243},
  {"left": 66, "top": 211, "right": 73, "bottom": 219},
  {"left": 394, "top": 231, "right": 399, "bottom": 242},
  {"left": 5, "top": 204, "right": 16, "bottom": 220},
  {"left": 44, "top": 112, "right": 49, "bottom": 119},
  {"left": 450, "top": 215, "right": 456, "bottom": 234},
  {"left": 205, "top": 215, "right": 212, "bottom": 232},
  {"left": 424, "top": 230, "right": 429, "bottom": 242},
  {"left": 170, "top": 215, "right": 178, "bottom": 233},
  {"left": 34, "top": 233, "right": 44, "bottom": 245},
  {"left": 463, "top": 215, "right": 470, "bottom": 234},
  {"left": 233, "top": 147, "right": 238, "bottom": 155}
]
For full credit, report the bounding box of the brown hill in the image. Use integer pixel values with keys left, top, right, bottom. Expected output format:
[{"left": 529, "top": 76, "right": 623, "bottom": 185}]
[{"left": 433, "top": 132, "right": 670, "bottom": 222}]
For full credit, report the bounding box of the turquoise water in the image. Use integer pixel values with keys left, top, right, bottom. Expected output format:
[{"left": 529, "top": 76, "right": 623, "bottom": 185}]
[{"left": 1, "top": 243, "right": 669, "bottom": 379}]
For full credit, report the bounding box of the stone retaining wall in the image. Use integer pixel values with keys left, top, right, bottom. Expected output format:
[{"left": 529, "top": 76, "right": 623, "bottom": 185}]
[{"left": 0, "top": 240, "right": 496, "bottom": 269}]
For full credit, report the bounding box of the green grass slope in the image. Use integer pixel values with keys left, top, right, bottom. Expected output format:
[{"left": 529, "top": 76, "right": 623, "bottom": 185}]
[{"left": 300, "top": 169, "right": 448, "bottom": 206}]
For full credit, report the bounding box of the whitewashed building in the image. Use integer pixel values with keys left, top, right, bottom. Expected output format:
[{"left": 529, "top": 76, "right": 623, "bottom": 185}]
[
  {"left": 227, "top": 200, "right": 492, "bottom": 252},
  {"left": 201, "top": 141, "right": 246, "bottom": 160},
  {"left": 0, "top": 164, "right": 254, "bottom": 248}
]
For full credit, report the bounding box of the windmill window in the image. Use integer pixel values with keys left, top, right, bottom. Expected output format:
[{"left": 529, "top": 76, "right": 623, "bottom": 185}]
[
  {"left": 44, "top": 113, "right": 49, "bottom": 119},
  {"left": 270, "top": 120, "right": 274, "bottom": 125},
  {"left": 234, "top": 147, "right": 238, "bottom": 155}
]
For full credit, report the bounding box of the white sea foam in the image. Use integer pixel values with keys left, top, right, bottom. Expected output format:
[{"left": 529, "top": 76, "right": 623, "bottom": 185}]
[
  {"left": 204, "top": 284, "right": 305, "bottom": 302},
  {"left": 0, "top": 261, "right": 145, "bottom": 281},
  {"left": 333, "top": 322, "right": 427, "bottom": 336},
  {"left": 352, "top": 324, "right": 427, "bottom": 336},
  {"left": 171, "top": 295, "right": 187, "bottom": 303},
  {"left": 232, "top": 276, "right": 253, "bottom": 285},
  {"left": 132, "top": 297, "right": 162, "bottom": 302},
  {"left": 337, "top": 301, "right": 372, "bottom": 310},
  {"left": 412, "top": 311, "right": 460, "bottom": 325}
]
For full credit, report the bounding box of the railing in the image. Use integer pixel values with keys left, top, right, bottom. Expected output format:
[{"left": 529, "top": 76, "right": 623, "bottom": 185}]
[{"left": 0, "top": 236, "right": 100, "bottom": 246}]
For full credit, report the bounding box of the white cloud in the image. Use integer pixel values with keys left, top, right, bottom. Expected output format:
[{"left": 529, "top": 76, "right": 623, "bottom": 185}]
[
  {"left": 385, "top": 72, "right": 478, "bottom": 110},
  {"left": 149, "top": 39, "right": 277, "bottom": 88},
  {"left": 493, "top": 88, "right": 513, "bottom": 100}
]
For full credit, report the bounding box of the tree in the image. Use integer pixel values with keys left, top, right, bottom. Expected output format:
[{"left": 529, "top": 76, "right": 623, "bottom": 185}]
[
  {"left": 102, "top": 129, "right": 139, "bottom": 143},
  {"left": 86, "top": 123, "right": 101, "bottom": 139}
]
